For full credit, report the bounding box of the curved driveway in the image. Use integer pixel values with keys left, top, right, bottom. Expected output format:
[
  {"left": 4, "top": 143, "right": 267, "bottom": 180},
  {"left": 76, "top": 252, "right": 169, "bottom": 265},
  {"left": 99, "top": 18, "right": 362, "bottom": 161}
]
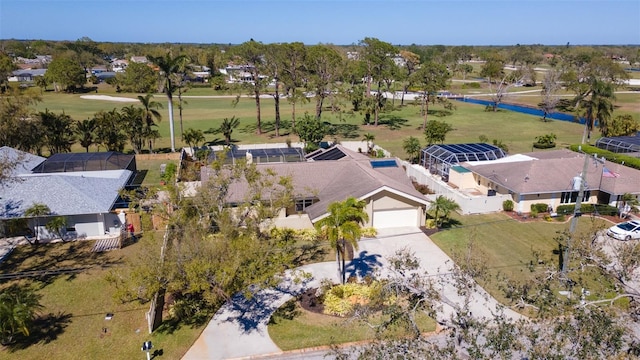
[{"left": 182, "top": 227, "right": 522, "bottom": 360}]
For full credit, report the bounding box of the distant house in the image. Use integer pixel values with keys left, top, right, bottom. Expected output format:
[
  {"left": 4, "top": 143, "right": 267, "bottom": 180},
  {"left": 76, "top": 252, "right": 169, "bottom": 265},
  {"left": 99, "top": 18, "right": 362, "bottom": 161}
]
[
  {"left": 201, "top": 145, "right": 429, "bottom": 229},
  {"left": 130, "top": 56, "right": 148, "bottom": 64},
  {"left": 0, "top": 147, "right": 136, "bottom": 240},
  {"left": 111, "top": 59, "right": 129, "bottom": 73},
  {"left": 8, "top": 69, "right": 47, "bottom": 82}
]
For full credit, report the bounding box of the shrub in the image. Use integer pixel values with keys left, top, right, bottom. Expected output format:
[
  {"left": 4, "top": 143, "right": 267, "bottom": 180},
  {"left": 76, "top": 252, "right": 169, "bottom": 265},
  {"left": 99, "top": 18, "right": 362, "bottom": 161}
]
[
  {"left": 412, "top": 180, "right": 434, "bottom": 195},
  {"left": 568, "top": 144, "right": 640, "bottom": 171},
  {"left": 531, "top": 203, "right": 549, "bottom": 213},
  {"left": 555, "top": 204, "right": 619, "bottom": 216},
  {"left": 503, "top": 200, "right": 514, "bottom": 212},
  {"left": 555, "top": 214, "right": 566, "bottom": 222},
  {"left": 462, "top": 82, "right": 481, "bottom": 89},
  {"left": 361, "top": 227, "right": 378, "bottom": 238},
  {"left": 323, "top": 283, "right": 373, "bottom": 317},
  {"left": 425, "top": 219, "right": 437, "bottom": 229},
  {"left": 530, "top": 209, "right": 538, "bottom": 218}
]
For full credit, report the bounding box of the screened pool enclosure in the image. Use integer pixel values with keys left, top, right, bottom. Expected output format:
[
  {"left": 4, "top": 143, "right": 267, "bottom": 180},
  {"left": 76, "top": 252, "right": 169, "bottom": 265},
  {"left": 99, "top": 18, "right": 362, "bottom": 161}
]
[{"left": 420, "top": 143, "right": 506, "bottom": 180}]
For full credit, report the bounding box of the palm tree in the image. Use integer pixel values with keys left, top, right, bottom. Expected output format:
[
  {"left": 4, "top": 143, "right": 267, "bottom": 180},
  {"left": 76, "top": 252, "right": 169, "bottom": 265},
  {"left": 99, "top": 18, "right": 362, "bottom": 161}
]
[
  {"left": 75, "top": 118, "right": 96, "bottom": 152},
  {"left": 146, "top": 53, "right": 189, "bottom": 152},
  {"left": 24, "top": 203, "right": 51, "bottom": 245},
  {"left": 429, "top": 196, "right": 460, "bottom": 228},
  {"left": 218, "top": 116, "right": 240, "bottom": 145},
  {"left": 315, "top": 197, "right": 369, "bottom": 284},
  {"left": 183, "top": 128, "right": 205, "bottom": 150},
  {"left": 577, "top": 78, "right": 615, "bottom": 144},
  {"left": 362, "top": 132, "right": 375, "bottom": 155},
  {"left": 0, "top": 284, "right": 42, "bottom": 345},
  {"left": 137, "top": 94, "right": 163, "bottom": 153},
  {"left": 402, "top": 136, "right": 421, "bottom": 163}
]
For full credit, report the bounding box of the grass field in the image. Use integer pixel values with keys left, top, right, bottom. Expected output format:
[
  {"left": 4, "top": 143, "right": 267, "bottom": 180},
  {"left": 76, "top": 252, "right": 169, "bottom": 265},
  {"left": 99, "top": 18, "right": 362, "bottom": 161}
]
[
  {"left": 0, "top": 236, "right": 204, "bottom": 360},
  {"left": 32, "top": 83, "right": 640, "bottom": 159},
  {"left": 268, "top": 299, "right": 436, "bottom": 351},
  {"left": 430, "top": 212, "right": 612, "bottom": 306}
]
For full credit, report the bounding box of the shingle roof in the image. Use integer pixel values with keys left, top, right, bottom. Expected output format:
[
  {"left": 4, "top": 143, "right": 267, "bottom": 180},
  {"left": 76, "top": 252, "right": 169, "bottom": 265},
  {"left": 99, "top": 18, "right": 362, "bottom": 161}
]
[
  {"left": 0, "top": 170, "right": 132, "bottom": 219},
  {"left": 463, "top": 149, "right": 640, "bottom": 196},
  {"left": 201, "top": 147, "right": 428, "bottom": 222},
  {"left": 0, "top": 147, "right": 46, "bottom": 177}
]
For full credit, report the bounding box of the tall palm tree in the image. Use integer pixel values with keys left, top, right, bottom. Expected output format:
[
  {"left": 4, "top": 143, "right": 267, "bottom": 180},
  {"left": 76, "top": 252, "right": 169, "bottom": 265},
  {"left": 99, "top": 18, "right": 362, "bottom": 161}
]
[
  {"left": 24, "top": 203, "right": 51, "bottom": 245},
  {"left": 146, "top": 53, "right": 189, "bottom": 152},
  {"left": 75, "top": 118, "right": 96, "bottom": 152},
  {"left": 577, "top": 78, "right": 615, "bottom": 144},
  {"left": 429, "top": 196, "right": 460, "bottom": 228},
  {"left": 315, "top": 197, "right": 369, "bottom": 284},
  {"left": 137, "top": 94, "right": 163, "bottom": 153}
]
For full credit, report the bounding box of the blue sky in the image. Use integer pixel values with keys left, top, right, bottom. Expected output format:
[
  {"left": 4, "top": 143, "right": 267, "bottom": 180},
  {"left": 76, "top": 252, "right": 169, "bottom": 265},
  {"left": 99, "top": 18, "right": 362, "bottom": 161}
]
[{"left": 1, "top": 0, "right": 639, "bottom": 45}]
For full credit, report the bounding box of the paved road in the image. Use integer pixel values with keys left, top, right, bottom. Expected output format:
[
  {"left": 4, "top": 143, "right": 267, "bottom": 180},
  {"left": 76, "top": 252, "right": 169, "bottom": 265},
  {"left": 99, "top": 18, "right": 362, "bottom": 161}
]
[{"left": 182, "top": 227, "right": 522, "bottom": 360}]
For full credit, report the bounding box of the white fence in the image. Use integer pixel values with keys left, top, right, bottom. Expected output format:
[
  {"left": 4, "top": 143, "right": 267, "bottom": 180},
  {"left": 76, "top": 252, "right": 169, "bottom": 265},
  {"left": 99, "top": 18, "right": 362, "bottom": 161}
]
[{"left": 402, "top": 161, "right": 509, "bottom": 215}]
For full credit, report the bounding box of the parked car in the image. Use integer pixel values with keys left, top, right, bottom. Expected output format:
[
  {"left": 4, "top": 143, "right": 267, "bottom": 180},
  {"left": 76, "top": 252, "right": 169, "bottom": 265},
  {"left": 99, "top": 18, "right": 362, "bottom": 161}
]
[{"left": 607, "top": 220, "right": 640, "bottom": 241}]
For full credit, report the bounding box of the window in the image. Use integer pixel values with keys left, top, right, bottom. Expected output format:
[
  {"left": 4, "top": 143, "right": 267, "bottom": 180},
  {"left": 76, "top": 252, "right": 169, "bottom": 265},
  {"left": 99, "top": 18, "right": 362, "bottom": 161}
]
[
  {"left": 295, "top": 198, "right": 314, "bottom": 212},
  {"left": 560, "top": 191, "right": 590, "bottom": 204}
]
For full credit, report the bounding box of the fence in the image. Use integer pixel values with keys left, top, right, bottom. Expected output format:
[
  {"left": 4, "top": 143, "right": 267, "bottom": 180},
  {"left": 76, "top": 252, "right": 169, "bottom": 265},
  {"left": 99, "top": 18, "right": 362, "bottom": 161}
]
[{"left": 402, "top": 161, "right": 509, "bottom": 215}]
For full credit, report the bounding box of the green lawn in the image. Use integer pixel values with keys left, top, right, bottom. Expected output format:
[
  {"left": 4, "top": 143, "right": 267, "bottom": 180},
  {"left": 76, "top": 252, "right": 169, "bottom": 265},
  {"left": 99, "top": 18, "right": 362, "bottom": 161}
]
[
  {"left": 430, "top": 212, "right": 612, "bottom": 305},
  {"left": 0, "top": 237, "right": 203, "bottom": 360},
  {"left": 268, "top": 300, "right": 436, "bottom": 351},
  {"left": 32, "top": 84, "right": 640, "bottom": 160}
]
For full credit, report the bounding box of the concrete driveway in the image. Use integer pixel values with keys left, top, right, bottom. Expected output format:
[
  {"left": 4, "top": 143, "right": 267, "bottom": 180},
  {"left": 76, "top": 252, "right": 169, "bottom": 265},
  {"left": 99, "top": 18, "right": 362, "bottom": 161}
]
[{"left": 182, "top": 227, "right": 522, "bottom": 360}]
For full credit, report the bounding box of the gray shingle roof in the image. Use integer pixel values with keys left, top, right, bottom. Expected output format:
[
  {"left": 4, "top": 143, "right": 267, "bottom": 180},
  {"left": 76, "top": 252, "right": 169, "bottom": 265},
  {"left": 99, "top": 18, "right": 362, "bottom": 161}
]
[
  {"left": 0, "top": 147, "right": 46, "bottom": 177},
  {"left": 0, "top": 170, "right": 132, "bottom": 219}
]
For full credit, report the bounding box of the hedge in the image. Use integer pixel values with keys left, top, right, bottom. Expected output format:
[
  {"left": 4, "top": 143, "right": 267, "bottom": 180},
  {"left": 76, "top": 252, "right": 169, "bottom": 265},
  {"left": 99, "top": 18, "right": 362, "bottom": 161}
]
[
  {"left": 530, "top": 203, "right": 549, "bottom": 213},
  {"left": 568, "top": 144, "right": 640, "bottom": 171},
  {"left": 556, "top": 203, "right": 619, "bottom": 216}
]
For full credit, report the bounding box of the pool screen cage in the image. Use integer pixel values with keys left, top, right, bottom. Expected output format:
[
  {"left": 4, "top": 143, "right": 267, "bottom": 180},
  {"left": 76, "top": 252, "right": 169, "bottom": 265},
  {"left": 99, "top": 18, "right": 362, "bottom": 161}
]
[
  {"left": 207, "top": 147, "right": 305, "bottom": 165},
  {"left": 420, "top": 143, "right": 506, "bottom": 180},
  {"left": 31, "top": 152, "right": 136, "bottom": 173},
  {"left": 595, "top": 134, "right": 640, "bottom": 157}
]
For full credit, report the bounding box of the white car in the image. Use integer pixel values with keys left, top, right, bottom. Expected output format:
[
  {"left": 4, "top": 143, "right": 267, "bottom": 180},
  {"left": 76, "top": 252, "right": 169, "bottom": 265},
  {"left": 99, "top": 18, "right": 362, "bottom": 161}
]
[{"left": 607, "top": 220, "right": 640, "bottom": 241}]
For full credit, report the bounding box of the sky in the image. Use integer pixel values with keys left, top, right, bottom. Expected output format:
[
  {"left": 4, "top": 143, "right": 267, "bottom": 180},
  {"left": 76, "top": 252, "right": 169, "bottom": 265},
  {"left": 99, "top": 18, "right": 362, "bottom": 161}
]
[{"left": 1, "top": 0, "right": 639, "bottom": 46}]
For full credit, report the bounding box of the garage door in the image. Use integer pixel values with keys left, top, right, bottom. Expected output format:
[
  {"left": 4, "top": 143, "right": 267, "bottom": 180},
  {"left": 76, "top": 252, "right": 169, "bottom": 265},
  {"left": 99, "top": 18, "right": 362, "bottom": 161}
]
[{"left": 372, "top": 208, "right": 419, "bottom": 228}]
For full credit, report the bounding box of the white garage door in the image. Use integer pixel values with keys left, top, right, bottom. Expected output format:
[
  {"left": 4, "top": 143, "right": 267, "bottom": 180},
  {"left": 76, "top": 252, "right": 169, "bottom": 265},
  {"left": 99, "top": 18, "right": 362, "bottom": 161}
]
[{"left": 372, "top": 208, "right": 418, "bottom": 228}]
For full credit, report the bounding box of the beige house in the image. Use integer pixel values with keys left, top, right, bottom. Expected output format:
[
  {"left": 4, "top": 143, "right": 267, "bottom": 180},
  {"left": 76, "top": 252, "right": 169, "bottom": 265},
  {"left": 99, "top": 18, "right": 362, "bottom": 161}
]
[
  {"left": 449, "top": 149, "right": 640, "bottom": 214},
  {"left": 201, "top": 145, "right": 429, "bottom": 229}
]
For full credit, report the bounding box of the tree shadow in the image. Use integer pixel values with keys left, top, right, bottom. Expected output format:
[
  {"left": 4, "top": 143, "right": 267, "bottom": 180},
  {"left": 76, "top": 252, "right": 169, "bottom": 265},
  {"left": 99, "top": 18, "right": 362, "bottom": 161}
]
[
  {"left": 292, "top": 242, "right": 329, "bottom": 266},
  {"left": 326, "top": 123, "right": 360, "bottom": 138},
  {"left": 439, "top": 218, "right": 463, "bottom": 229},
  {"left": 378, "top": 115, "right": 409, "bottom": 130},
  {"left": 345, "top": 250, "right": 383, "bottom": 280},
  {"left": 0, "top": 242, "right": 124, "bottom": 288},
  {"left": 5, "top": 312, "right": 72, "bottom": 351},
  {"left": 428, "top": 109, "right": 453, "bottom": 117},
  {"left": 204, "top": 138, "right": 233, "bottom": 147}
]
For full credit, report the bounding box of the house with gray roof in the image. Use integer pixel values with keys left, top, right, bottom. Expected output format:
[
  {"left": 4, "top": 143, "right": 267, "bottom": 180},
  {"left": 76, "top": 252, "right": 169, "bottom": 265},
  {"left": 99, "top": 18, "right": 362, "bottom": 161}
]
[
  {"left": 448, "top": 149, "right": 640, "bottom": 214},
  {"left": 0, "top": 147, "right": 134, "bottom": 240},
  {"left": 201, "top": 145, "right": 430, "bottom": 229}
]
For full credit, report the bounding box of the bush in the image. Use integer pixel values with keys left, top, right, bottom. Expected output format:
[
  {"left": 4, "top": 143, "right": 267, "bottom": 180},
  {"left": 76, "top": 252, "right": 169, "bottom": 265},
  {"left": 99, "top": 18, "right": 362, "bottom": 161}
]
[
  {"left": 531, "top": 203, "right": 549, "bottom": 213},
  {"left": 555, "top": 214, "right": 566, "bottom": 222},
  {"left": 555, "top": 203, "right": 619, "bottom": 216},
  {"left": 323, "top": 283, "right": 374, "bottom": 317},
  {"left": 412, "top": 180, "right": 433, "bottom": 195},
  {"left": 530, "top": 209, "right": 538, "bottom": 218},
  {"left": 533, "top": 142, "right": 556, "bottom": 149},
  {"left": 568, "top": 144, "right": 640, "bottom": 171},
  {"left": 503, "top": 200, "right": 514, "bottom": 212},
  {"left": 361, "top": 227, "right": 378, "bottom": 238}
]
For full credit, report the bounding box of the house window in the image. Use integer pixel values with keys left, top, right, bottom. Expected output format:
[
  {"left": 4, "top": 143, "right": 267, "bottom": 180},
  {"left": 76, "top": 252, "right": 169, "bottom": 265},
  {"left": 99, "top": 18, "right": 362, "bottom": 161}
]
[
  {"left": 295, "top": 198, "right": 314, "bottom": 212},
  {"left": 560, "top": 191, "right": 591, "bottom": 204}
]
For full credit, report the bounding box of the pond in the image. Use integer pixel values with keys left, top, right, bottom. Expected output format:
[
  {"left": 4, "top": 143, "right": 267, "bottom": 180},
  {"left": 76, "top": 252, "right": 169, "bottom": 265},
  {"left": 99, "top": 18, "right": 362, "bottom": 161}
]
[{"left": 456, "top": 97, "right": 588, "bottom": 125}]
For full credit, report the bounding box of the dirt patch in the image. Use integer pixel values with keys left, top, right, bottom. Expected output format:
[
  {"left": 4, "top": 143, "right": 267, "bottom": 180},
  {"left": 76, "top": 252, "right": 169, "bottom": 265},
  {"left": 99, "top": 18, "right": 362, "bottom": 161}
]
[{"left": 298, "top": 288, "right": 324, "bottom": 314}]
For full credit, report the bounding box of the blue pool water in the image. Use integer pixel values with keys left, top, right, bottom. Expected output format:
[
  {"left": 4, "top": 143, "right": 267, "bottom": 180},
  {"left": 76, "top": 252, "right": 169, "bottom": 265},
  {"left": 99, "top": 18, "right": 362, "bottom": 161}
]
[{"left": 456, "top": 97, "right": 588, "bottom": 124}]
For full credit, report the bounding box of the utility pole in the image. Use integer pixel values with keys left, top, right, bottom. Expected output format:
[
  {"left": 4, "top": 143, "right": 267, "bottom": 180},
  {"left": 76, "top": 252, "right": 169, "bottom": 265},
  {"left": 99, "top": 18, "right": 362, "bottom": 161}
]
[{"left": 562, "top": 150, "right": 604, "bottom": 278}]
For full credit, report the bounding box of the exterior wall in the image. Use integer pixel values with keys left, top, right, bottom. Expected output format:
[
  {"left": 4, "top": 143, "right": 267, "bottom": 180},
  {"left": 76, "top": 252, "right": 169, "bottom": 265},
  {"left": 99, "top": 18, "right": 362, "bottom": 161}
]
[
  {"left": 405, "top": 162, "right": 509, "bottom": 215},
  {"left": 27, "top": 212, "right": 122, "bottom": 241},
  {"left": 449, "top": 170, "right": 476, "bottom": 190},
  {"left": 515, "top": 192, "right": 600, "bottom": 214}
]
